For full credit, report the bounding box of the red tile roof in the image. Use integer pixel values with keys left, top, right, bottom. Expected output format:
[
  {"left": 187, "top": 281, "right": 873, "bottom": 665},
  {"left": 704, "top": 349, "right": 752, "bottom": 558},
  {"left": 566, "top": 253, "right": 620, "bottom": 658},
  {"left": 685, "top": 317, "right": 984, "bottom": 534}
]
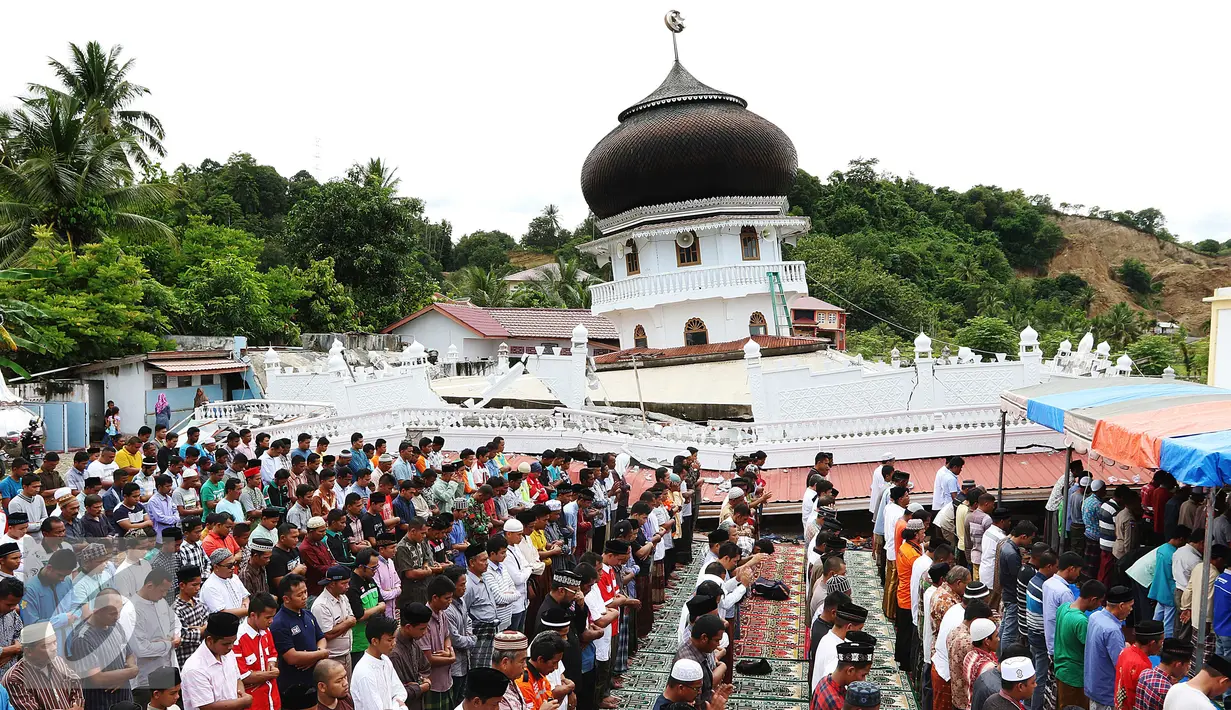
[
  {"left": 486, "top": 308, "right": 618, "bottom": 340},
  {"left": 593, "top": 335, "right": 825, "bottom": 364},
  {"left": 382, "top": 303, "right": 617, "bottom": 341}
]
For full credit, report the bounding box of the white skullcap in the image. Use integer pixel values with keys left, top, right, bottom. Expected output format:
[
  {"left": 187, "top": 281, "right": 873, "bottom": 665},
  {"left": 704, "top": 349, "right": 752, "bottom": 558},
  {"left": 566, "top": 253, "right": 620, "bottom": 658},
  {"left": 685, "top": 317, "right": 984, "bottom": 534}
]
[
  {"left": 53, "top": 487, "right": 71, "bottom": 500},
  {"left": 1000, "top": 656, "right": 1035, "bottom": 681},
  {"left": 546, "top": 500, "right": 562, "bottom": 511},
  {"left": 1079, "top": 476, "right": 1091, "bottom": 486},
  {"left": 907, "top": 503, "right": 924, "bottom": 514},
  {"left": 517, "top": 462, "right": 532, "bottom": 474},
  {"left": 1090, "top": 479, "right": 1105, "bottom": 492},
  {"left": 670, "top": 658, "right": 705, "bottom": 682},
  {"left": 20, "top": 622, "right": 54, "bottom": 645},
  {"left": 727, "top": 488, "right": 745, "bottom": 500},
  {"left": 881, "top": 452, "right": 896, "bottom": 462},
  {"left": 970, "top": 618, "right": 997, "bottom": 643},
  {"left": 503, "top": 519, "right": 524, "bottom": 533}
]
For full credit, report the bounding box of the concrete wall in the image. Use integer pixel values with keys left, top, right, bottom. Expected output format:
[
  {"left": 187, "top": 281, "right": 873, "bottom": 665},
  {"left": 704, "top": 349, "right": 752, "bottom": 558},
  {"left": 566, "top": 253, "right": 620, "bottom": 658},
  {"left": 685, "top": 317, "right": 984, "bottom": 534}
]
[
  {"left": 1207, "top": 288, "right": 1231, "bottom": 387},
  {"left": 301, "top": 333, "right": 403, "bottom": 353},
  {"left": 611, "top": 225, "right": 785, "bottom": 280},
  {"left": 608, "top": 295, "right": 780, "bottom": 350}
]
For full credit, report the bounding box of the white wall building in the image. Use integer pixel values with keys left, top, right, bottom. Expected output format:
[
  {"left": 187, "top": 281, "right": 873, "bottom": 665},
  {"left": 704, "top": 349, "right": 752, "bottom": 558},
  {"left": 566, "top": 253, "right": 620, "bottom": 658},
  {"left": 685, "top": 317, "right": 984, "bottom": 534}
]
[{"left": 578, "top": 56, "right": 812, "bottom": 350}]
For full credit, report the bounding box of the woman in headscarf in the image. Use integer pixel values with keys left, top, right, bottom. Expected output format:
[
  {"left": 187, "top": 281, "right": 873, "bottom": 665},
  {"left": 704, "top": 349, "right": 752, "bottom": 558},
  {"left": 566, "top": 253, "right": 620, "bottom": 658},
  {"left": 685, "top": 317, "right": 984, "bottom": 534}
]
[
  {"left": 193, "top": 387, "right": 208, "bottom": 410},
  {"left": 154, "top": 393, "right": 171, "bottom": 429}
]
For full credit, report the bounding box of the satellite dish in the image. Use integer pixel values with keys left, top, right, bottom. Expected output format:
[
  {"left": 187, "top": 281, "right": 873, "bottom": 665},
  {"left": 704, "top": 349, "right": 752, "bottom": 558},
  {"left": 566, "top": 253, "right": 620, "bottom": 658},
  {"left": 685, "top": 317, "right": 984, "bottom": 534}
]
[{"left": 675, "top": 231, "right": 695, "bottom": 248}]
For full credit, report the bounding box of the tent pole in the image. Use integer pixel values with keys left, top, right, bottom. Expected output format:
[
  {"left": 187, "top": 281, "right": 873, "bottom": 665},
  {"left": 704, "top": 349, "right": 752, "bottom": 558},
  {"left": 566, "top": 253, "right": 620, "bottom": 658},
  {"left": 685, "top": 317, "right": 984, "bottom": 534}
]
[
  {"left": 1059, "top": 447, "right": 1072, "bottom": 554},
  {"left": 1193, "top": 486, "right": 1219, "bottom": 673},
  {"left": 997, "top": 411, "right": 1007, "bottom": 503}
]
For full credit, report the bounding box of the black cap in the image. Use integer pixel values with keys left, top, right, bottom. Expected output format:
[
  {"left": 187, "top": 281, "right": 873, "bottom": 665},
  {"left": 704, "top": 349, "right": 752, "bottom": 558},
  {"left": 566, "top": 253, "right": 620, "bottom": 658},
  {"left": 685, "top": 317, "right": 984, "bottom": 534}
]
[
  {"left": 991, "top": 508, "right": 1013, "bottom": 521},
  {"left": 686, "top": 594, "right": 719, "bottom": 618},
  {"left": 1135, "top": 619, "right": 1164, "bottom": 640},
  {"left": 835, "top": 602, "right": 868, "bottom": 624},
  {"left": 148, "top": 666, "right": 181, "bottom": 690},
  {"left": 161, "top": 527, "right": 183, "bottom": 541},
  {"left": 322, "top": 565, "right": 351, "bottom": 583},
  {"left": 540, "top": 607, "right": 573, "bottom": 628},
  {"left": 1106, "top": 585, "right": 1133, "bottom": 604},
  {"left": 465, "top": 667, "right": 511, "bottom": 701},
  {"left": 844, "top": 681, "right": 881, "bottom": 708},
  {"left": 1206, "top": 654, "right": 1231, "bottom": 678},
  {"left": 465, "top": 542, "right": 487, "bottom": 560},
  {"left": 205, "top": 612, "right": 241, "bottom": 638},
  {"left": 604, "top": 539, "right": 630, "bottom": 555}
]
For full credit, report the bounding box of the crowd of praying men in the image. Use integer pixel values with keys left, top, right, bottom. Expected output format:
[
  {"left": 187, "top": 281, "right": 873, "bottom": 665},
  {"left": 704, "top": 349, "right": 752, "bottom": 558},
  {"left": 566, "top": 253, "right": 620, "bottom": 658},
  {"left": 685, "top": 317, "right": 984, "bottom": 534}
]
[
  {"left": 801, "top": 452, "right": 1231, "bottom": 710},
  {"left": 0, "top": 425, "right": 827, "bottom": 710}
]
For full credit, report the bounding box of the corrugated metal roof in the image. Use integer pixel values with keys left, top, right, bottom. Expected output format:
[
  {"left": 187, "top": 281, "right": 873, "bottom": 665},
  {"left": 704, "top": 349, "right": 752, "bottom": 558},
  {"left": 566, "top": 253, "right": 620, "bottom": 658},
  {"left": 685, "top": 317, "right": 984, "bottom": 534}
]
[
  {"left": 147, "top": 358, "right": 249, "bottom": 376},
  {"left": 485, "top": 308, "right": 618, "bottom": 340},
  {"left": 594, "top": 335, "right": 825, "bottom": 364}
]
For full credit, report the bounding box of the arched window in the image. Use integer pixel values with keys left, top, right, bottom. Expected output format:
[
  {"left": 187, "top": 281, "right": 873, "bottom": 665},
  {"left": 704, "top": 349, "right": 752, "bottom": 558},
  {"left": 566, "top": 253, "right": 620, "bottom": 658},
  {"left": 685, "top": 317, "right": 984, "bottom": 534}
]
[
  {"left": 749, "top": 312, "right": 768, "bottom": 336},
  {"left": 633, "top": 325, "right": 648, "bottom": 349},
  {"left": 684, "top": 318, "right": 708, "bottom": 346},
  {"left": 741, "top": 226, "right": 760, "bottom": 260},
  {"left": 624, "top": 239, "right": 640, "bottom": 275},
  {"left": 676, "top": 231, "right": 701, "bottom": 266}
]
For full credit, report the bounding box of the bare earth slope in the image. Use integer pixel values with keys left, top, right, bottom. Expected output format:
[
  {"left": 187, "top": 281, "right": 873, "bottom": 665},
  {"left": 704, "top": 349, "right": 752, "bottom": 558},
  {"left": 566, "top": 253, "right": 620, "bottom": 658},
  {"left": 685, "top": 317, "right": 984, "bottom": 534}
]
[{"left": 1046, "top": 215, "right": 1231, "bottom": 331}]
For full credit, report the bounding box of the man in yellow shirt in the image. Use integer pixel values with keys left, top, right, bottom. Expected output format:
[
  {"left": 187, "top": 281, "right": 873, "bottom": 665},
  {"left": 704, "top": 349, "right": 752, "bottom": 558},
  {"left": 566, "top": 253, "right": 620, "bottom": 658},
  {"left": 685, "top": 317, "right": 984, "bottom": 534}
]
[{"left": 115, "top": 437, "right": 145, "bottom": 476}]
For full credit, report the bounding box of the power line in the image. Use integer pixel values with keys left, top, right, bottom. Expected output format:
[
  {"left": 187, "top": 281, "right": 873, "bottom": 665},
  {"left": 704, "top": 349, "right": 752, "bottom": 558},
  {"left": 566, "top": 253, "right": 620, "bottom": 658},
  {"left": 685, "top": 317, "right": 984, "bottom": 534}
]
[{"left": 809, "top": 280, "right": 1012, "bottom": 358}]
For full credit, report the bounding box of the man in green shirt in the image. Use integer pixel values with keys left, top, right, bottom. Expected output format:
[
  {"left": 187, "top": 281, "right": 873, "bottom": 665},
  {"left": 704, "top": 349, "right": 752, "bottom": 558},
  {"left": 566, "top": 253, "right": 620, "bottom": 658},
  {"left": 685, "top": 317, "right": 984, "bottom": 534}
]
[
  {"left": 346, "top": 547, "right": 386, "bottom": 667},
  {"left": 1054, "top": 579, "right": 1106, "bottom": 709},
  {"left": 200, "top": 464, "right": 228, "bottom": 512}
]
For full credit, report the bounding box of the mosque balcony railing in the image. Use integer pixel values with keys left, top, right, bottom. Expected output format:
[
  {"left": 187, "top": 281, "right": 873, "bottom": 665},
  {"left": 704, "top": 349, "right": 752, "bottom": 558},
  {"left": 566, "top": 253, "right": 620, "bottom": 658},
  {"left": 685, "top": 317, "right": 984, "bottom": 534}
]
[
  {"left": 589, "top": 260, "right": 807, "bottom": 313},
  {"left": 178, "top": 399, "right": 338, "bottom": 432},
  {"left": 741, "top": 404, "right": 1036, "bottom": 444}
]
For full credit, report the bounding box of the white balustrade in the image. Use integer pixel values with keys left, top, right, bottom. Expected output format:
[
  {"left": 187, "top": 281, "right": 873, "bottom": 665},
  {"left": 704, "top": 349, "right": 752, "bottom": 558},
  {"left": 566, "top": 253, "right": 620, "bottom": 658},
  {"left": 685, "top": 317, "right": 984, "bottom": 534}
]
[
  {"left": 590, "top": 261, "right": 807, "bottom": 310},
  {"left": 744, "top": 404, "right": 1029, "bottom": 444},
  {"left": 191, "top": 400, "right": 337, "bottom": 425}
]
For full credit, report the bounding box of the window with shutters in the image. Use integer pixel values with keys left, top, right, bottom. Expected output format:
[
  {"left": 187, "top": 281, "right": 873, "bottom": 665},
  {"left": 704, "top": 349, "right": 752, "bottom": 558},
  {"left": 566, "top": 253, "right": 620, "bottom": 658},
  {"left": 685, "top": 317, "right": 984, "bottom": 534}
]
[
  {"left": 684, "top": 318, "right": 708, "bottom": 346},
  {"left": 624, "top": 240, "right": 640, "bottom": 275},
  {"left": 633, "top": 325, "right": 647, "bottom": 349},
  {"left": 749, "top": 312, "right": 768, "bottom": 336},
  {"left": 676, "top": 232, "right": 700, "bottom": 266},
  {"left": 741, "top": 226, "right": 760, "bottom": 260}
]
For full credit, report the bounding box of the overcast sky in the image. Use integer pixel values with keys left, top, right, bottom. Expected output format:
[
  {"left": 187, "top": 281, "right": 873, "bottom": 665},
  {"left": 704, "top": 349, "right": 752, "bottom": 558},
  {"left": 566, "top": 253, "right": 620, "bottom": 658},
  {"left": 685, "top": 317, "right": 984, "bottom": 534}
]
[{"left": 3, "top": 2, "right": 1228, "bottom": 243}]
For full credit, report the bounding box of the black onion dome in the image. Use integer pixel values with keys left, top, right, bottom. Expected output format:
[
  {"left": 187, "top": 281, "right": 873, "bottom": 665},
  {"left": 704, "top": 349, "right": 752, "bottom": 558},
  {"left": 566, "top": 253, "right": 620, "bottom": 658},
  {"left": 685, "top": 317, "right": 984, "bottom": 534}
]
[{"left": 581, "top": 61, "right": 798, "bottom": 220}]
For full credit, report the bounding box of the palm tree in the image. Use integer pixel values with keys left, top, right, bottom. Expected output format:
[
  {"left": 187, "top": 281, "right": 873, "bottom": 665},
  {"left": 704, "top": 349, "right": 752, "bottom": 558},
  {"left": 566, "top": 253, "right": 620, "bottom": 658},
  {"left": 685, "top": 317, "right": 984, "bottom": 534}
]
[
  {"left": 449, "top": 266, "right": 512, "bottom": 307},
  {"left": 542, "top": 204, "right": 561, "bottom": 234},
  {"left": 1093, "top": 302, "right": 1141, "bottom": 350},
  {"left": 363, "top": 158, "right": 400, "bottom": 191},
  {"left": 530, "top": 256, "right": 595, "bottom": 309},
  {"left": 0, "top": 89, "right": 174, "bottom": 260},
  {"left": 30, "top": 41, "right": 165, "bottom": 171},
  {"left": 976, "top": 289, "right": 1006, "bottom": 317}
]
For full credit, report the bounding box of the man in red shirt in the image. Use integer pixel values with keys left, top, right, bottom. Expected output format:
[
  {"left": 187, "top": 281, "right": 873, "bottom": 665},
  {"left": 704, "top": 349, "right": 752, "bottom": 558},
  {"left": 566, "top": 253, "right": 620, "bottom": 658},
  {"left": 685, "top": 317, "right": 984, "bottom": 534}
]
[
  {"left": 202, "top": 512, "right": 240, "bottom": 557},
  {"left": 237, "top": 592, "right": 282, "bottom": 710},
  {"left": 298, "top": 516, "right": 336, "bottom": 591},
  {"left": 1114, "top": 619, "right": 1163, "bottom": 710},
  {"left": 811, "top": 637, "right": 875, "bottom": 710}
]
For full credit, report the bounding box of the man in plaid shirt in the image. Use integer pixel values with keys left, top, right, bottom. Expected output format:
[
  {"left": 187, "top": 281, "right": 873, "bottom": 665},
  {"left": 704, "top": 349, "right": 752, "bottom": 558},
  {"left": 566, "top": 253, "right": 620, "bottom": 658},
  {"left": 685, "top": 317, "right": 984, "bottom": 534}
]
[
  {"left": 812, "top": 636, "right": 875, "bottom": 710},
  {"left": 173, "top": 565, "right": 210, "bottom": 666},
  {"left": 1132, "top": 639, "right": 1193, "bottom": 710},
  {"left": 177, "top": 517, "right": 212, "bottom": 584}
]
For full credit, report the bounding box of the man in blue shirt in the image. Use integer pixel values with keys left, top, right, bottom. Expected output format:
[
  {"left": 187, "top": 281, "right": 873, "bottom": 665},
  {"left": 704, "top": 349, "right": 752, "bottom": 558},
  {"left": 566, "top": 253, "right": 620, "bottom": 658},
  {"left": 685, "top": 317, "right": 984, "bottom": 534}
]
[
  {"left": 1084, "top": 585, "right": 1134, "bottom": 710},
  {"left": 20, "top": 548, "right": 78, "bottom": 645},
  {"left": 270, "top": 573, "right": 329, "bottom": 706},
  {"left": 1149, "top": 525, "right": 1188, "bottom": 639},
  {"left": 292, "top": 433, "right": 313, "bottom": 463},
  {"left": 1214, "top": 554, "right": 1231, "bottom": 664}
]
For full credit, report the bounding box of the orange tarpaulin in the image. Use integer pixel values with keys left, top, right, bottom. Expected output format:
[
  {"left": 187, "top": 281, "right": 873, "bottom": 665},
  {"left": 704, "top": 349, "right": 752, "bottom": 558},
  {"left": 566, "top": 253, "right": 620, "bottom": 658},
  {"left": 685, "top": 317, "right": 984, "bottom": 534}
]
[{"left": 1091, "top": 400, "right": 1231, "bottom": 469}]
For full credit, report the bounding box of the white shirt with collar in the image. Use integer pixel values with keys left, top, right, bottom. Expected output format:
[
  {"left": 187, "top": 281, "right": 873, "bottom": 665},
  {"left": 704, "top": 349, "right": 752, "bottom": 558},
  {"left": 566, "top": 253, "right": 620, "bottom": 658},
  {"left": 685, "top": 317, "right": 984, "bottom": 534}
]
[{"left": 181, "top": 641, "right": 242, "bottom": 710}]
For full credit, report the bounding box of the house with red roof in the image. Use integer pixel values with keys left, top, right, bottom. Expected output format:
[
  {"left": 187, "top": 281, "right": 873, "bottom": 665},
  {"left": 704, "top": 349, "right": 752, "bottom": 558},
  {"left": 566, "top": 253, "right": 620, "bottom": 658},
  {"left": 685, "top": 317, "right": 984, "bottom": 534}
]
[{"left": 381, "top": 302, "right": 620, "bottom": 361}]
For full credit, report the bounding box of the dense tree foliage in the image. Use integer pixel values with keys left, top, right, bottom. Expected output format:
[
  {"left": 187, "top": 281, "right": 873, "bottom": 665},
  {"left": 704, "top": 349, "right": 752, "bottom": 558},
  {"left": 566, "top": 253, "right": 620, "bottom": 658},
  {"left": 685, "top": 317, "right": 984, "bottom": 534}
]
[{"left": 0, "top": 43, "right": 1204, "bottom": 380}]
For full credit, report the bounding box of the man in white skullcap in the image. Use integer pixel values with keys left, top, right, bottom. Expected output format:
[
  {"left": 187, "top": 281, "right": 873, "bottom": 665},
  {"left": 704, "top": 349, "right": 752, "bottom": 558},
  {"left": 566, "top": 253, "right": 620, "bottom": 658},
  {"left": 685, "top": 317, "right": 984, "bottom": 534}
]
[
  {"left": 719, "top": 487, "right": 745, "bottom": 524},
  {"left": 984, "top": 657, "right": 1036, "bottom": 710},
  {"left": 4, "top": 621, "right": 85, "bottom": 710},
  {"left": 652, "top": 658, "right": 724, "bottom": 710}
]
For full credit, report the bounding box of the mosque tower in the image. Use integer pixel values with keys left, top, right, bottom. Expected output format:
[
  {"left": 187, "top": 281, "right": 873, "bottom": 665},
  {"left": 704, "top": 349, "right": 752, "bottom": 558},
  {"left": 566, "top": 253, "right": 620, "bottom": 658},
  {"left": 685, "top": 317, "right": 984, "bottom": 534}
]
[{"left": 579, "top": 11, "right": 812, "bottom": 350}]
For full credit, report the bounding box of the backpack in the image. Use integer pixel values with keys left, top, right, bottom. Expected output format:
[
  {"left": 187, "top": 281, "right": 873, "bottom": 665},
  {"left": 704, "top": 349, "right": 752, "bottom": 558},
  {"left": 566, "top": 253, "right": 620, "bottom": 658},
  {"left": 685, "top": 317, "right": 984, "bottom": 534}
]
[{"left": 752, "top": 577, "right": 790, "bottom": 600}]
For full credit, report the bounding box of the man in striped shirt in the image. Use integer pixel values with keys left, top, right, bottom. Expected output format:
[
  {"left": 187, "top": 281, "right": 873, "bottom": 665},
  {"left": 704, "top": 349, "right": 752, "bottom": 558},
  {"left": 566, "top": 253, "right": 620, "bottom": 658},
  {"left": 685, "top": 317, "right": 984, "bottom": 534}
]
[
  {"left": 1026, "top": 550, "right": 1058, "bottom": 710},
  {"left": 1097, "top": 486, "right": 1127, "bottom": 586},
  {"left": 3, "top": 621, "right": 84, "bottom": 710}
]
